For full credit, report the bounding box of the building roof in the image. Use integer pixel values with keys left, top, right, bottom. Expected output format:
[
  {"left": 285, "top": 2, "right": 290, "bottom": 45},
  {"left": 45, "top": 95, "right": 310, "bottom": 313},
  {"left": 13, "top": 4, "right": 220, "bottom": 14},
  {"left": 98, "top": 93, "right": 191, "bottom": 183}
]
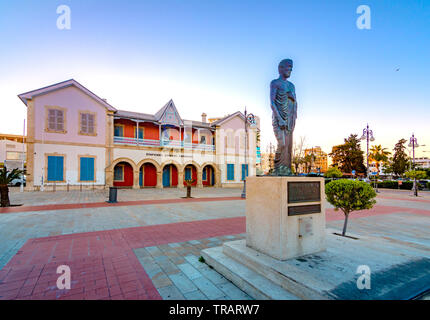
[
  {"left": 18, "top": 79, "right": 247, "bottom": 130},
  {"left": 18, "top": 79, "right": 117, "bottom": 111}
]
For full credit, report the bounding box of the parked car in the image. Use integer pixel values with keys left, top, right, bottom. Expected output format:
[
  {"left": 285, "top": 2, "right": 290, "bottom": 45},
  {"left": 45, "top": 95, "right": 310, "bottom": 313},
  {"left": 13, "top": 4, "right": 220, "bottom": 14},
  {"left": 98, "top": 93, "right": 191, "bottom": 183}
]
[
  {"left": 9, "top": 175, "right": 26, "bottom": 187},
  {"left": 418, "top": 180, "right": 430, "bottom": 189}
]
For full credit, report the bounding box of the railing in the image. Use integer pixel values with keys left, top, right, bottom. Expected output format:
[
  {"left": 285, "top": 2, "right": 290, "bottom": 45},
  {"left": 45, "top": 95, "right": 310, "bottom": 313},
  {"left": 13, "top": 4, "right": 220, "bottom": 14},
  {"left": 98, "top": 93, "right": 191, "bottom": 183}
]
[{"left": 114, "top": 136, "right": 215, "bottom": 151}]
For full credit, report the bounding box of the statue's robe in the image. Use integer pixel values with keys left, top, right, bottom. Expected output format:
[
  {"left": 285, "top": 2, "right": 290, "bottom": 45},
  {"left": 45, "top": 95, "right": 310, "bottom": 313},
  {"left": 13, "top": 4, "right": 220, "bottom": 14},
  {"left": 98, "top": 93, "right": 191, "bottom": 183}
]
[{"left": 270, "top": 78, "right": 297, "bottom": 171}]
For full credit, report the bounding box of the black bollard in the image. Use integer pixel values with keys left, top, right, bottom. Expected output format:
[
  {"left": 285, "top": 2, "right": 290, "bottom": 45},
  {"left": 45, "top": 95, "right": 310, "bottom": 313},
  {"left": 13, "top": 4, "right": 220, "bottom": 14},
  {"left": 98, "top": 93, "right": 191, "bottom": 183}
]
[{"left": 108, "top": 186, "right": 118, "bottom": 203}]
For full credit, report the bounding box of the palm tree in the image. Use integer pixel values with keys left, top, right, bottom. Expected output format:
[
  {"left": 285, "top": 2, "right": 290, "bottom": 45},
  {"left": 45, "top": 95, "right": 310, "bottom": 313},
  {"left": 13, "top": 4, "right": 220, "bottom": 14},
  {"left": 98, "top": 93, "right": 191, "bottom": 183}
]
[
  {"left": 0, "top": 167, "right": 23, "bottom": 207},
  {"left": 369, "top": 145, "right": 391, "bottom": 172}
]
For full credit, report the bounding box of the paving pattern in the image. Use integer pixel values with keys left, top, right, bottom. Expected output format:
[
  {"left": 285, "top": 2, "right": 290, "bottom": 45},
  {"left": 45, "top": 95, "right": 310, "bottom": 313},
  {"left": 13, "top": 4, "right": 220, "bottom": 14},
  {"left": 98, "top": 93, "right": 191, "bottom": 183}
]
[
  {"left": 0, "top": 188, "right": 429, "bottom": 300},
  {"left": 0, "top": 217, "right": 245, "bottom": 300},
  {"left": 8, "top": 187, "right": 243, "bottom": 206},
  {"left": 134, "top": 234, "right": 252, "bottom": 300}
]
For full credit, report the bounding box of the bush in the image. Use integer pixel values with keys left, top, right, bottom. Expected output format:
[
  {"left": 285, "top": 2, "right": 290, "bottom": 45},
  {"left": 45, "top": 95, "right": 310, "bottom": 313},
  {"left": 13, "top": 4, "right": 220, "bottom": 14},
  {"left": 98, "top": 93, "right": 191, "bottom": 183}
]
[
  {"left": 325, "top": 167, "right": 343, "bottom": 179},
  {"left": 325, "top": 179, "right": 377, "bottom": 236},
  {"left": 376, "top": 180, "right": 413, "bottom": 190},
  {"left": 427, "top": 182, "right": 430, "bottom": 190}
]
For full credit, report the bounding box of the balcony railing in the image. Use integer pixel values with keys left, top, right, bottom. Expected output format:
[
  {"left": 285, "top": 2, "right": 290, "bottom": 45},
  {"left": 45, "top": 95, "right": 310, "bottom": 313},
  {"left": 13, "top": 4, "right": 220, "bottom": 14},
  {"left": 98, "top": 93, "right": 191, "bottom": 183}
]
[{"left": 114, "top": 136, "right": 215, "bottom": 151}]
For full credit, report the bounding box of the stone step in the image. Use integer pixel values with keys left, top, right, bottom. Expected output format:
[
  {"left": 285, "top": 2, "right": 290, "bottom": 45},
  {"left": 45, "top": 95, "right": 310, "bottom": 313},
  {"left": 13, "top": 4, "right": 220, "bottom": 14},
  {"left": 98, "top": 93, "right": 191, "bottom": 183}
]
[
  {"left": 221, "top": 240, "right": 331, "bottom": 300},
  {"left": 201, "top": 245, "right": 300, "bottom": 300}
]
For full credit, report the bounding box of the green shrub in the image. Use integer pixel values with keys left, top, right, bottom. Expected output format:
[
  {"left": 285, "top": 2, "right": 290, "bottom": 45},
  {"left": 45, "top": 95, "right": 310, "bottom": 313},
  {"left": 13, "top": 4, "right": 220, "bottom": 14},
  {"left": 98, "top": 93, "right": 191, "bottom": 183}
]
[
  {"left": 376, "top": 181, "right": 413, "bottom": 190},
  {"left": 427, "top": 182, "right": 430, "bottom": 190},
  {"left": 325, "top": 179, "right": 377, "bottom": 236},
  {"left": 325, "top": 167, "right": 343, "bottom": 179}
]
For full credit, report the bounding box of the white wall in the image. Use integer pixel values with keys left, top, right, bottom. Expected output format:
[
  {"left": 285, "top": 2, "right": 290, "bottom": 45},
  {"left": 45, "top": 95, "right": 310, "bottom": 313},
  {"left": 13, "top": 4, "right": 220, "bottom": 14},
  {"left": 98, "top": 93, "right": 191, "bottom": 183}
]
[{"left": 33, "top": 143, "right": 105, "bottom": 185}]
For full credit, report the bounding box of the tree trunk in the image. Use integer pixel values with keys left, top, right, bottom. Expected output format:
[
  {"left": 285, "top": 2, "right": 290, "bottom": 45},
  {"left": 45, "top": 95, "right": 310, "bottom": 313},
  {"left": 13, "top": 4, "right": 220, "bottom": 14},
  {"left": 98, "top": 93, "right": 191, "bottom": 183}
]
[
  {"left": 186, "top": 186, "right": 191, "bottom": 198},
  {"left": 342, "top": 211, "right": 350, "bottom": 236},
  {"left": 0, "top": 184, "right": 10, "bottom": 207}
]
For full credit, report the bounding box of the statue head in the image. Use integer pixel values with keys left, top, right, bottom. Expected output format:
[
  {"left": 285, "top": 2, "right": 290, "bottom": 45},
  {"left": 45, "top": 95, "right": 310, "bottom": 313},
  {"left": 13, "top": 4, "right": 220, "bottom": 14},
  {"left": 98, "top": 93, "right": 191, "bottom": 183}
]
[{"left": 278, "top": 59, "right": 293, "bottom": 79}]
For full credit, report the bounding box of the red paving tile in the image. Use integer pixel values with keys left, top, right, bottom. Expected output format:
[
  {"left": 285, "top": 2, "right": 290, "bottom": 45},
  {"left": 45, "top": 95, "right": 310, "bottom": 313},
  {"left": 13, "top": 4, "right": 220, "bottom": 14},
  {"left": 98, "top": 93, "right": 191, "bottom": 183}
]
[
  {"left": 0, "top": 216, "right": 245, "bottom": 300},
  {"left": 0, "top": 196, "right": 243, "bottom": 214},
  {"left": 0, "top": 203, "right": 429, "bottom": 300}
]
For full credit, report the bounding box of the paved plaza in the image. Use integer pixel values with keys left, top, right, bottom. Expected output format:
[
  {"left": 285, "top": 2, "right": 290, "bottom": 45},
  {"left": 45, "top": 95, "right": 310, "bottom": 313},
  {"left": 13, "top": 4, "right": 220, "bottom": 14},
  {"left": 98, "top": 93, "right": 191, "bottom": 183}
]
[{"left": 0, "top": 188, "right": 429, "bottom": 300}]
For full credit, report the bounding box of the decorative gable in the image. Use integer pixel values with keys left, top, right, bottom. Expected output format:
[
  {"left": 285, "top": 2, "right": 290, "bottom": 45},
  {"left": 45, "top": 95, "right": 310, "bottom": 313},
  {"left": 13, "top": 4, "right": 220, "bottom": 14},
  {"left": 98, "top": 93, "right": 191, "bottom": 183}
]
[{"left": 155, "top": 100, "right": 183, "bottom": 126}]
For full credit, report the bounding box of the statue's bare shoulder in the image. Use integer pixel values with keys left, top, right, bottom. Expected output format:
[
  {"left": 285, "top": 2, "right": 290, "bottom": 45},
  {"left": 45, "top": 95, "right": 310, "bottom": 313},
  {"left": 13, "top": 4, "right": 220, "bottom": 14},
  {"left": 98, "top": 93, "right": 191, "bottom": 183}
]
[{"left": 270, "top": 78, "right": 282, "bottom": 89}]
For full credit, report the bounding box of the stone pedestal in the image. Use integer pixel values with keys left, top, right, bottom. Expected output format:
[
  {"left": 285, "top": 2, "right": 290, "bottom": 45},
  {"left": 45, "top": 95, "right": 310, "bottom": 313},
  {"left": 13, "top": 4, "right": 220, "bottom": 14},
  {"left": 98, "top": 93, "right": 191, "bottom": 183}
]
[{"left": 246, "top": 176, "right": 326, "bottom": 260}]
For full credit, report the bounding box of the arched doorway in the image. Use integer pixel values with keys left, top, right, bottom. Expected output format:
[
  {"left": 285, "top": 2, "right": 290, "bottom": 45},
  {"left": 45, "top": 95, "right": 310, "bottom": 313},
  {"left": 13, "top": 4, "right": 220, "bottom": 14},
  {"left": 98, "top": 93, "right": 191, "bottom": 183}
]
[
  {"left": 183, "top": 164, "right": 198, "bottom": 186},
  {"left": 162, "top": 164, "right": 178, "bottom": 187},
  {"left": 139, "top": 163, "right": 157, "bottom": 187},
  {"left": 113, "top": 161, "right": 134, "bottom": 188},
  {"left": 202, "top": 165, "right": 215, "bottom": 186}
]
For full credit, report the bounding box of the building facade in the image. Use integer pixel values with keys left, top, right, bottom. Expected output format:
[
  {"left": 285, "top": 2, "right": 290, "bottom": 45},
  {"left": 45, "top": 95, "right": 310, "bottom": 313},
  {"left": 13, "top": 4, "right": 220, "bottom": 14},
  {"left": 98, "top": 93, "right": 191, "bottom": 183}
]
[
  {"left": 19, "top": 80, "right": 257, "bottom": 190},
  {"left": 301, "top": 146, "right": 328, "bottom": 173},
  {"left": 0, "top": 134, "right": 26, "bottom": 170},
  {"left": 415, "top": 157, "right": 430, "bottom": 169}
]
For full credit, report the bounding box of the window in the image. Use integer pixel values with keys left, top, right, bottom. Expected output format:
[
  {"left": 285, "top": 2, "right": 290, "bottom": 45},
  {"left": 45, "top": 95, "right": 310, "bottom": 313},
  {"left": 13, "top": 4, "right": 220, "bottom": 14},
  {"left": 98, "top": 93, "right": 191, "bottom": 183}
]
[
  {"left": 227, "top": 164, "right": 235, "bottom": 181},
  {"left": 6, "top": 152, "right": 23, "bottom": 160},
  {"left": 135, "top": 127, "right": 144, "bottom": 139},
  {"left": 114, "top": 165, "right": 124, "bottom": 181},
  {"left": 162, "top": 128, "right": 171, "bottom": 140},
  {"left": 46, "top": 107, "right": 65, "bottom": 132},
  {"left": 79, "top": 157, "right": 95, "bottom": 182},
  {"left": 200, "top": 135, "right": 206, "bottom": 144},
  {"left": 241, "top": 164, "right": 248, "bottom": 181},
  {"left": 114, "top": 125, "right": 124, "bottom": 137},
  {"left": 79, "top": 112, "right": 96, "bottom": 135},
  {"left": 185, "top": 167, "right": 192, "bottom": 180},
  {"left": 47, "top": 155, "right": 64, "bottom": 182},
  {"left": 202, "top": 168, "right": 207, "bottom": 181}
]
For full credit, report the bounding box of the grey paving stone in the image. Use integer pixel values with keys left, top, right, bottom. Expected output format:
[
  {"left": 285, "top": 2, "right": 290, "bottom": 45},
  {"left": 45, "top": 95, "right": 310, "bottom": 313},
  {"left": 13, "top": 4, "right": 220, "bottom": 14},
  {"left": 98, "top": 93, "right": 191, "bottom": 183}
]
[
  {"left": 184, "top": 255, "right": 203, "bottom": 268},
  {"left": 168, "top": 272, "right": 198, "bottom": 294},
  {"left": 177, "top": 263, "right": 202, "bottom": 280},
  {"left": 168, "top": 243, "right": 181, "bottom": 248},
  {"left": 191, "top": 276, "right": 225, "bottom": 300},
  {"left": 184, "top": 290, "right": 208, "bottom": 300},
  {"left": 218, "top": 282, "right": 252, "bottom": 300},
  {"left": 158, "top": 285, "right": 186, "bottom": 300},
  {"left": 151, "top": 272, "right": 173, "bottom": 289},
  {"left": 188, "top": 240, "right": 201, "bottom": 245},
  {"left": 199, "top": 267, "right": 229, "bottom": 285}
]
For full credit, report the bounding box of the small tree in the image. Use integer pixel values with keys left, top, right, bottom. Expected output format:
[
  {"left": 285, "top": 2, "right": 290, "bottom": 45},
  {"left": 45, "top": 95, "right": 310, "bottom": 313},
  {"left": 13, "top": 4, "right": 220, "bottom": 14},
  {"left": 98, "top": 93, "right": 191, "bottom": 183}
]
[
  {"left": 184, "top": 179, "right": 196, "bottom": 198},
  {"left": 405, "top": 170, "right": 427, "bottom": 196},
  {"left": 0, "top": 167, "right": 23, "bottom": 207},
  {"left": 325, "top": 179, "right": 376, "bottom": 236},
  {"left": 324, "top": 166, "right": 343, "bottom": 179}
]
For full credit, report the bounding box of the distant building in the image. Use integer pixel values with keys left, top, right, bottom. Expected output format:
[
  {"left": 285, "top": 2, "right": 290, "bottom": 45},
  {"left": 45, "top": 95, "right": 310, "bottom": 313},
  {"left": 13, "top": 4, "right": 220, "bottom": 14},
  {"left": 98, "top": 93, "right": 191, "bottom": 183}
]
[
  {"left": 0, "top": 134, "right": 26, "bottom": 170},
  {"left": 302, "top": 146, "right": 328, "bottom": 173},
  {"left": 415, "top": 157, "right": 430, "bottom": 169}
]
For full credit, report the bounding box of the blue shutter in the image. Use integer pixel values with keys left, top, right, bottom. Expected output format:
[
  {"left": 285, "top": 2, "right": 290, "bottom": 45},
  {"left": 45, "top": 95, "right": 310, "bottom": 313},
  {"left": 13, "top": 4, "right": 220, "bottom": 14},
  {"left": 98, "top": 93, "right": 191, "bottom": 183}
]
[
  {"left": 202, "top": 168, "right": 207, "bottom": 180},
  {"left": 57, "top": 156, "right": 64, "bottom": 181},
  {"left": 87, "top": 157, "right": 94, "bottom": 181},
  {"left": 48, "top": 156, "right": 64, "bottom": 181},
  {"left": 227, "top": 164, "right": 234, "bottom": 180},
  {"left": 80, "top": 157, "right": 94, "bottom": 181},
  {"left": 47, "top": 156, "right": 56, "bottom": 181}
]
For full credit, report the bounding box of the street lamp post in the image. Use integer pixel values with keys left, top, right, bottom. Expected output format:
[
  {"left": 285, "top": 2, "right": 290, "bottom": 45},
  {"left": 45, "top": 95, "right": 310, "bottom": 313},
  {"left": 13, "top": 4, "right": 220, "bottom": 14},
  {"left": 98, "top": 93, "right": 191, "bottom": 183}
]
[
  {"left": 408, "top": 133, "right": 419, "bottom": 197},
  {"left": 241, "top": 107, "right": 256, "bottom": 199},
  {"left": 360, "top": 124, "right": 375, "bottom": 180}
]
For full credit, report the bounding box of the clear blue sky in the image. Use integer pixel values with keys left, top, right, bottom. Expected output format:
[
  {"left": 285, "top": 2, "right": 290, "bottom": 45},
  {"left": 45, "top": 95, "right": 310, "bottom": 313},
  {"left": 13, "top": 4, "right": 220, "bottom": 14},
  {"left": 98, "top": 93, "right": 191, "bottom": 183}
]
[{"left": 1, "top": 0, "right": 429, "bottom": 157}]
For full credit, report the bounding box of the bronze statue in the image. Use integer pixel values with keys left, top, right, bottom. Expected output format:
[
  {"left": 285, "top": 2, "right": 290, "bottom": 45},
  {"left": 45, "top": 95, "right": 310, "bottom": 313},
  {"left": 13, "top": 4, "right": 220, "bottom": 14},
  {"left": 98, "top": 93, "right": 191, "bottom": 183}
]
[{"left": 270, "top": 59, "right": 297, "bottom": 175}]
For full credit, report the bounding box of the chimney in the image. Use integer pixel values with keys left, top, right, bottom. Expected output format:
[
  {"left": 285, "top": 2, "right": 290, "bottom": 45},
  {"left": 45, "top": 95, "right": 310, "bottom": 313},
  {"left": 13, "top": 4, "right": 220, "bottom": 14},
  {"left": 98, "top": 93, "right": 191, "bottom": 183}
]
[{"left": 201, "top": 113, "right": 207, "bottom": 123}]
